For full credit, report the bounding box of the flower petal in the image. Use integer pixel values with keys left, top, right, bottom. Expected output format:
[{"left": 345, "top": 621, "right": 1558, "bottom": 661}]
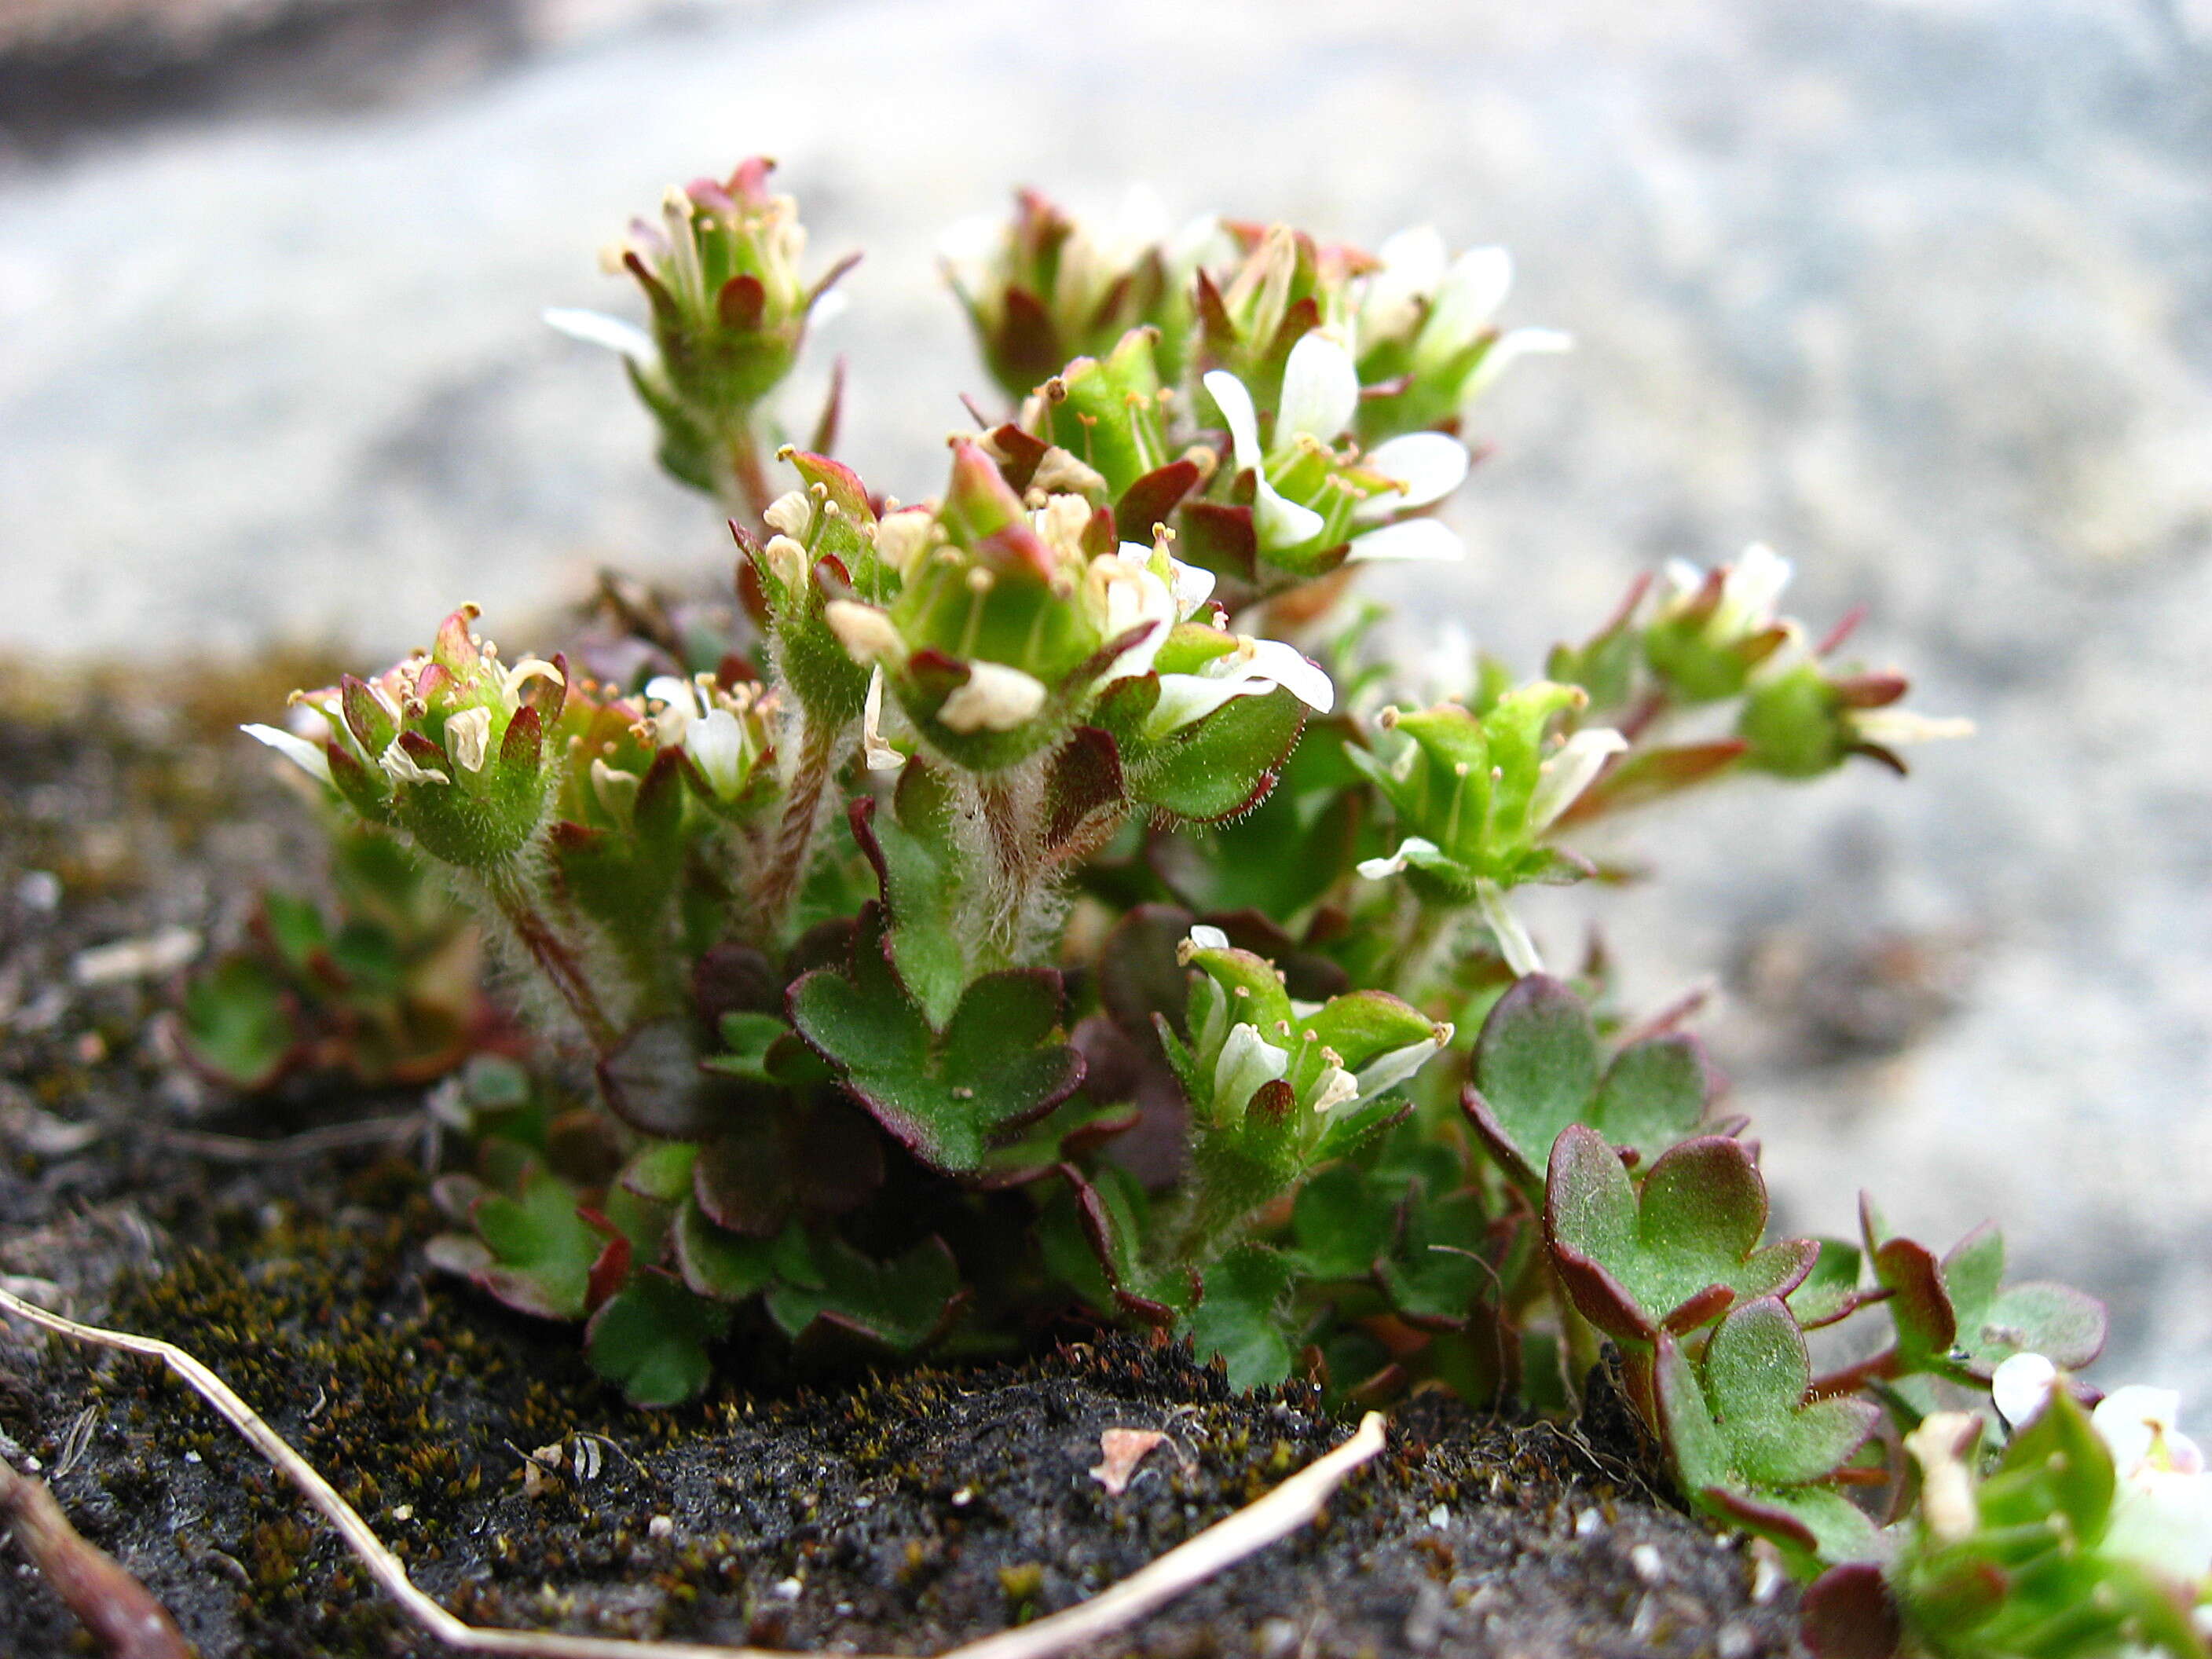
[
  {"left": 1252, "top": 480, "right": 1327, "bottom": 552},
  {"left": 1203, "top": 369, "right": 1264, "bottom": 474},
  {"left": 1528, "top": 727, "right": 1630, "bottom": 832},
  {"left": 688, "top": 709, "right": 747, "bottom": 797},
  {"left": 1420, "top": 247, "right": 1512, "bottom": 361},
  {"left": 937, "top": 661, "right": 1047, "bottom": 733},
  {"left": 543, "top": 307, "right": 660, "bottom": 368},
  {"left": 1463, "top": 325, "right": 1573, "bottom": 403},
  {"left": 1213, "top": 1021, "right": 1291, "bottom": 1117},
  {"left": 1346, "top": 518, "right": 1463, "bottom": 563},
  {"left": 1241, "top": 638, "right": 1335, "bottom": 713},
  {"left": 1276, "top": 331, "right": 1360, "bottom": 445},
  {"left": 1991, "top": 1353, "right": 2057, "bottom": 1430},
  {"left": 1474, "top": 878, "right": 1542, "bottom": 977},
  {"left": 241, "top": 723, "right": 331, "bottom": 785},
  {"left": 862, "top": 668, "right": 903, "bottom": 773},
  {"left": 1356, "top": 433, "right": 1471, "bottom": 522}
]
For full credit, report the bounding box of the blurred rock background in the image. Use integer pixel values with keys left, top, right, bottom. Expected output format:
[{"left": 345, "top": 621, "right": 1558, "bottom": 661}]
[{"left": 2, "top": 0, "right": 2208, "bottom": 1404}]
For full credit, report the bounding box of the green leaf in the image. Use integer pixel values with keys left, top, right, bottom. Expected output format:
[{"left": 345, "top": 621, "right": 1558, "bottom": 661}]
[
  {"left": 1654, "top": 1306, "right": 1881, "bottom": 1567},
  {"left": 1375, "top": 1188, "right": 1491, "bottom": 1330},
  {"left": 1591, "top": 1035, "right": 1712, "bottom": 1164},
  {"left": 178, "top": 955, "right": 296, "bottom": 1090},
  {"left": 464, "top": 1169, "right": 606, "bottom": 1321},
  {"left": 1042, "top": 1163, "right": 1185, "bottom": 1324},
  {"left": 584, "top": 1269, "right": 731, "bottom": 1407},
  {"left": 1155, "top": 717, "right": 1365, "bottom": 917},
  {"left": 1462, "top": 975, "right": 1601, "bottom": 1190},
  {"left": 788, "top": 905, "right": 1086, "bottom": 1173},
  {"left": 1545, "top": 1126, "right": 1817, "bottom": 1342},
  {"left": 1289, "top": 1165, "right": 1395, "bottom": 1282},
  {"left": 1184, "top": 1246, "right": 1295, "bottom": 1390},
  {"left": 764, "top": 1233, "right": 963, "bottom": 1352}
]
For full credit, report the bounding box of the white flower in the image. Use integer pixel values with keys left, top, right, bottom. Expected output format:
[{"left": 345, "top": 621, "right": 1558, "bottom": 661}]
[
  {"left": 644, "top": 675, "right": 758, "bottom": 799},
  {"left": 1528, "top": 728, "right": 1629, "bottom": 833},
  {"left": 1357, "top": 835, "right": 1448, "bottom": 881},
  {"left": 1203, "top": 363, "right": 1327, "bottom": 551},
  {"left": 862, "top": 668, "right": 903, "bottom": 773},
  {"left": 241, "top": 723, "right": 331, "bottom": 786},
  {"left": 1213, "top": 1021, "right": 1290, "bottom": 1119},
  {"left": 443, "top": 706, "right": 493, "bottom": 774},
  {"left": 1085, "top": 540, "right": 1218, "bottom": 682},
  {"left": 1352, "top": 433, "right": 1470, "bottom": 526},
  {"left": 937, "top": 661, "right": 1048, "bottom": 733},
  {"left": 499, "top": 657, "right": 564, "bottom": 713},
  {"left": 1851, "top": 709, "right": 1976, "bottom": 747},
  {"left": 1206, "top": 335, "right": 1471, "bottom": 562},
  {"left": 1148, "top": 635, "right": 1335, "bottom": 735},
  {"left": 687, "top": 709, "right": 749, "bottom": 799},
  {"left": 1309, "top": 1066, "right": 1361, "bottom": 1114},
  {"left": 1414, "top": 246, "right": 1514, "bottom": 373},
  {"left": 1181, "top": 924, "right": 1231, "bottom": 954},
  {"left": 1353, "top": 1022, "right": 1456, "bottom": 1103},
  {"left": 1668, "top": 542, "right": 1793, "bottom": 645},
  {"left": 1358, "top": 225, "right": 1449, "bottom": 346},
  {"left": 871, "top": 510, "right": 936, "bottom": 578}
]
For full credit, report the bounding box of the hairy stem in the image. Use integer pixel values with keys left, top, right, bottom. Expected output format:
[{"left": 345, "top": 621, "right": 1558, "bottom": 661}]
[
  {"left": 719, "top": 419, "right": 778, "bottom": 531},
  {"left": 752, "top": 713, "right": 845, "bottom": 934},
  {"left": 482, "top": 868, "right": 622, "bottom": 1054}
]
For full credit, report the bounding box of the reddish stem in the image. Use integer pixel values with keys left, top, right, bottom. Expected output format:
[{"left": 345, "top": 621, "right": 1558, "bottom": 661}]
[
  {"left": 1808, "top": 1346, "right": 1903, "bottom": 1401},
  {"left": 753, "top": 714, "right": 843, "bottom": 932}
]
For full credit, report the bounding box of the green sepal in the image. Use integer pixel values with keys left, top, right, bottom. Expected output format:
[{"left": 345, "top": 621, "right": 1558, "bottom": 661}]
[
  {"left": 1045, "top": 330, "right": 1168, "bottom": 499},
  {"left": 1125, "top": 685, "right": 1306, "bottom": 822}
]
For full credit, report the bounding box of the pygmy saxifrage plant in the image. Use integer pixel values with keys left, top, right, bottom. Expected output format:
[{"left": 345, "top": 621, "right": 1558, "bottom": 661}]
[{"left": 219, "top": 163, "right": 2210, "bottom": 1654}]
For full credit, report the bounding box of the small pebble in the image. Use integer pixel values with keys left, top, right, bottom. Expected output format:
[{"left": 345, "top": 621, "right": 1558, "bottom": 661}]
[
  {"left": 1574, "top": 1507, "right": 1602, "bottom": 1536},
  {"left": 950, "top": 1486, "right": 973, "bottom": 1507},
  {"left": 1628, "top": 1542, "right": 1666, "bottom": 1585},
  {"left": 772, "top": 1577, "right": 802, "bottom": 1601},
  {"left": 648, "top": 1515, "right": 673, "bottom": 1540},
  {"left": 392, "top": 1504, "right": 413, "bottom": 1522},
  {"left": 1426, "top": 1503, "right": 1449, "bottom": 1528},
  {"left": 15, "top": 871, "right": 60, "bottom": 913}
]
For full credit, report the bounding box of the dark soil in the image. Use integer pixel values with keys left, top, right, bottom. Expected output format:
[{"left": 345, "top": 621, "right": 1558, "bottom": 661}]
[{"left": 0, "top": 663, "right": 1808, "bottom": 1657}]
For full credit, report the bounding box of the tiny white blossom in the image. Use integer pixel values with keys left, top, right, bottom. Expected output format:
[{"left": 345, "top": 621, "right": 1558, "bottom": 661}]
[
  {"left": 1309, "top": 1067, "right": 1361, "bottom": 1114},
  {"left": 1342, "top": 518, "right": 1464, "bottom": 565},
  {"left": 1353, "top": 1023, "right": 1456, "bottom": 1102},
  {"left": 1415, "top": 247, "right": 1514, "bottom": 371},
  {"left": 1851, "top": 709, "right": 1977, "bottom": 746},
  {"left": 1459, "top": 326, "right": 1573, "bottom": 403},
  {"left": 823, "top": 600, "right": 906, "bottom": 666},
  {"left": 499, "top": 657, "right": 565, "bottom": 712},
  {"left": 1182, "top": 925, "right": 1231, "bottom": 954},
  {"left": 544, "top": 306, "right": 661, "bottom": 371},
  {"left": 1357, "top": 835, "right": 1445, "bottom": 881},
  {"left": 764, "top": 490, "right": 814, "bottom": 539},
  {"left": 1353, "top": 433, "right": 1470, "bottom": 524},
  {"left": 1991, "top": 1352, "right": 2059, "bottom": 1429},
  {"left": 1203, "top": 367, "right": 1326, "bottom": 551},
  {"left": 687, "top": 709, "right": 749, "bottom": 799},
  {"left": 938, "top": 661, "right": 1048, "bottom": 733},
  {"left": 380, "top": 741, "right": 450, "bottom": 787},
  {"left": 871, "top": 509, "right": 936, "bottom": 577}
]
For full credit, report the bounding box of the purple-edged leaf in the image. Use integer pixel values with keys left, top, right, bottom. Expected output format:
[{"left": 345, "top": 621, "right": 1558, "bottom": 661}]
[
  {"left": 597, "top": 1016, "right": 726, "bottom": 1137},
  {"left": 452, "top": 1168, "right": 603, "bottom": 1321},
  {"left": 1115, "top": 459, "right": 1201, "bottom": 544},
  {"left": 1042, "top": 1163, "right": 1184, "bottom": 1326},
  {"left": 1862, "top": 1200, "right": 2105, "bottom": 1382},
  {"left": 1546, "top": 1126, "right": 1816, "bottom": 1342},
  {"left": 584, "top": 1268, "right": 731, "bottom": 1407},
  {"left": 1703, "top": 1298, "right": 1881, "bottom": 1486},
  {"left": 1592, "top": 1033, "right": 1712, "bottom": 1164},
  {"left": 973, "top": 1094, "right": 1140, "bottom": 1188},
  {"left": 787, "top": 906, "right": 1084, "bottom": 1174},
  {"left": 1097, "top": 903, "right": 1197, "bottom": 1042},
  {"left": 1799, "top": 1565, "right": 1902, "bottom": 1659},
  {"left": 1040, "top": 726, "right": 1126, "bottom": 862},
  {"left": 1462, "top": 974, "right": 1602, "bottom": 1189},
  {"left": 694, "top": 1115, "right": 792, "bottom": 1237}
]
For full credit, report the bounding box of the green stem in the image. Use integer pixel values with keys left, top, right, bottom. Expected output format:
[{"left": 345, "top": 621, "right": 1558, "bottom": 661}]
[{"left": 720, "top": 418, "right": 778, "bottom": 531}]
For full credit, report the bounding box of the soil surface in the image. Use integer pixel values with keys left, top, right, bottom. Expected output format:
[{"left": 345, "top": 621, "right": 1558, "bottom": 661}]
[{"left": 0, "top": 665, "right": 1807, "bottom": 1657}]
